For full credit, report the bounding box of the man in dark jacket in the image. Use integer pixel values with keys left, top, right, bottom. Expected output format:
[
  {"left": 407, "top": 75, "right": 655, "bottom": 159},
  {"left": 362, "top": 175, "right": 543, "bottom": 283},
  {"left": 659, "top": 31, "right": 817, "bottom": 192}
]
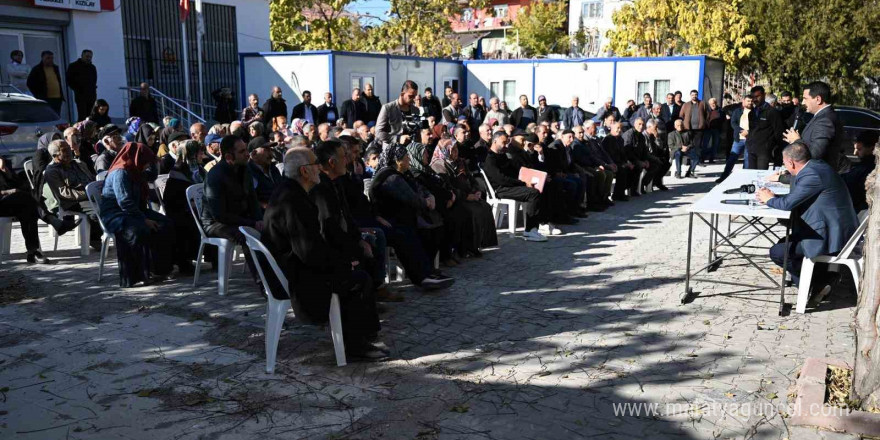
[
  {"left": 535, "top": 95, "right": 557, "bottom": 125},
  {"left": 745, "top": 86, "right": 785, "bottom": 170},
  {"left": 783, "top": 81, "right": 845, "bottom": 175},
  {"left": 129, "top": 82, "right": 160, "bottom": 124},
  {"left": 202, "top": 136, "right": 263, "bottom": 284},
  {"left": 362, "top": 83, "right": 382, "bottom": 125},
  {"left": 27, "top": 50, "right": 64, "bottom": 115},
  {"left": 261, "top": 147, "right": 385, "bottom": 360},
  {"left": 66, "top": 50, "right": 97, "bottom": 122},
  {"left": 483, "top": 131, "right": 547, "bottom": 241},
  {"left": 316, "top": 92, "right": 339, "bottom": 125},
  {"left": 291, "top": 90, "right": 318, "bottom": 125},
  {"left": 422, "top": 87, "right": 443, "bottom": 121},
  {"left": 211, "top": 87, "right": 237, "bottom": 124},
  {"left": 340, "top": 88, "right": 365, "bottom": 128},
  {"left": 247, "top": 139, "right": 281, "bottom": 206},
  {"left": 593, "top": 97, "right": 621, "bottom": 124},
  {"left": 758, "top": 142, "right": 858, "bottom": 306},
  {"left": 261, "top": 87, "right": 287, "bottom": 125},
  {"left": 679, "top": 90, "right": 708, "bottom": 160},
  {"left": 510, "top": 95, "right": 538, "bottom": 130},
  {"left": 562, "top": 96, "right": 588, "bottom": 130},
  {"left": 572, "top": 123, "right": 615, "bottom": 204},
  {"left": 621, "top": 118, "right": 657, "bottom": 195},
  {"left": 660, "top": 93, "right": 681, "bottom": 132}
]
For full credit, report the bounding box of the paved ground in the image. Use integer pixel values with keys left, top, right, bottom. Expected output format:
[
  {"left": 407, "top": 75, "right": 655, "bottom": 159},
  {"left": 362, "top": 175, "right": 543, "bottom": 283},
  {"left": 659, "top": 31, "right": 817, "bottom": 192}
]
[{"left": 0, "top": 164, "right": 861, "bottom": 440}]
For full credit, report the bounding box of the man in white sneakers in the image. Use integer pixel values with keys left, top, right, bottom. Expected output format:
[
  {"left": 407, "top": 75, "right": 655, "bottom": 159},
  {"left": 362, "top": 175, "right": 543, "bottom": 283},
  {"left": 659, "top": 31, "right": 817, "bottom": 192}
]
[{"left": 482, "top": 131, "right": 558, "bottom": 242}]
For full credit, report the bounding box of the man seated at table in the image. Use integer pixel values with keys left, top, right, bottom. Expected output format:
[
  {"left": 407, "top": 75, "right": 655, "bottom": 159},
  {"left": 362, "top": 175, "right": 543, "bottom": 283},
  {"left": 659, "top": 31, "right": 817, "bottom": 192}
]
[
  {"left": 756, "top": 141, "right": 858, "bottom": 306},
  {"left": 262, "top": 147, "right": 385, "bottom": 360}
]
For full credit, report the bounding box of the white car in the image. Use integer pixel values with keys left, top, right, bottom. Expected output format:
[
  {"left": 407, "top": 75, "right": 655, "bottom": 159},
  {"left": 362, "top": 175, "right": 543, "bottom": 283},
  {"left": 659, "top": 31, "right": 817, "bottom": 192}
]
[{"left": 0, "top": 90, "right": 69, "bottom": 170}]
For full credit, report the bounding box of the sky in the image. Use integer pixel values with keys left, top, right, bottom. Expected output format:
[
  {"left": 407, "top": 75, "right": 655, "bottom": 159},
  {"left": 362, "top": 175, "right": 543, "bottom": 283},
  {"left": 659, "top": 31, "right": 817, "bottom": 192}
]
[{"left": 348, "top": 0, "right": 391, "bottom": 25}]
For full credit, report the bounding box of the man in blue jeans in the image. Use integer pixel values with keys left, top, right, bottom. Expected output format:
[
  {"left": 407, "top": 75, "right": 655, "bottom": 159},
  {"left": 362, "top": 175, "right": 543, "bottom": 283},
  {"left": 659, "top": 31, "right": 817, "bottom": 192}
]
[{"left": 715, "top": 96, "right": 753, "bottom": 183}]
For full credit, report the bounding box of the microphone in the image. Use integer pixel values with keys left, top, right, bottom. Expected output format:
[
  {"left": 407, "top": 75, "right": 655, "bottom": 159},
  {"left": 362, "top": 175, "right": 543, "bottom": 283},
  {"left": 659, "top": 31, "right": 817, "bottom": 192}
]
[
  {"left": 723, "top": 184, "right": 756, "bottom": 194},
  {"left": 721, "top": 199, "right": 750, "bottom": 205}
]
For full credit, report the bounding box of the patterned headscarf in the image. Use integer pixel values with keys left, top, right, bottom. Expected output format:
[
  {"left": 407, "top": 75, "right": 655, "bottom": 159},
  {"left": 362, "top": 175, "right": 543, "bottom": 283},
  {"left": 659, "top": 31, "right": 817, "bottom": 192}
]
[
  {"left": 291, "top": 118, "right": 305, "bottom": 135},
  {"left": 74, "top": 120, "right": 97, "bottom": 144},
  {"left": 405, "top": 142, "right": 432, "bottom": 176},
  {"left": 377, "top": 143, "right": 408, "bottom": 171},
  {"left": 126, "top": 117, "right": 142, "bottom": 139},
  {"left": 430, "top": 138, "right": 464, "bottom": 175},
  {"left": 176, "top": 140, "right": 205, "bottom": 183},
  {"left": 107, "top": 142, "right": 157, "bottom": 207}
]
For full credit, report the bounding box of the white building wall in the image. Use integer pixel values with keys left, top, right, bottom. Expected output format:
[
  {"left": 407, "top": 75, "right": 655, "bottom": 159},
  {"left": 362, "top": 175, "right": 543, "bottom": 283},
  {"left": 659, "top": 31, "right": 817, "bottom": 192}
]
[
  {"left": 388, "top": 58, "right": 432, "bottom": 101},
  {"left": 66, "top": 1, "right": 126, "bottom": 119},
  {"left": 465, "top": 62, "right": 533, "bottom": 106},
  {"left": 435, "top": 62, "right": 463, "bottom": 96},
  {"left": 241, "top": 53, "right": 329, "bottom": 108},
  {"left": 568, "top": 0, "right": 631, "bottom": 57},
  {"left": 613, "top": 59, "right": 701, "bottom": 108},
  {"left": 533, "top": 61, "right": 614, "bottom": 113},
  {"left": 333, "top": 54, "right": 387, "bottom": 103}
]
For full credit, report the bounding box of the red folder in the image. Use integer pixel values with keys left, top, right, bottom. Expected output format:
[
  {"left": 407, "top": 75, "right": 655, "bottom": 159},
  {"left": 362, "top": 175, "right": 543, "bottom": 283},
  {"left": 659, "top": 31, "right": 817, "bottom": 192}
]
[{"left": 518, "top": 167, "right": 547, "bottom": 193}]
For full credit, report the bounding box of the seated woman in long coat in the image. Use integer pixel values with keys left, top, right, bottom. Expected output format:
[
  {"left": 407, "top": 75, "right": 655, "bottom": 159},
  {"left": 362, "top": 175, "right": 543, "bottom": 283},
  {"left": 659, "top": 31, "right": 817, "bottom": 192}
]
[{"left": 99, "top": 142, "right": 175, "bottom": 287}]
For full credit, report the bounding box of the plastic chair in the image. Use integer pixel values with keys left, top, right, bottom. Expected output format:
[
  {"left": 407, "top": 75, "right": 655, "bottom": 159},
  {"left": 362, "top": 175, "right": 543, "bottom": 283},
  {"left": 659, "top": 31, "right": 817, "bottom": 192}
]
[
  {"left": 186, "top": 184, "right": 236, "bottom": 296},
  {"left": 23, "top": 160, "right": 36, "bottom": 190},
  {"left": 84, "top": 181, "right": 116, "bottom": 282},
  {"left": 239, "top": 226, "right": 346, "bottom": 372},
  {"left": 479, "top": 167, "right": 522, "bottom": 234},
  {"left": 795, "top": 210, "right": 870, "bottom": 314},
  {"left": 153, "top": 174, "right": 170, "bottom": 214},
  {"left": 275, "top": 163, "right": 284, "bottom": 176}
]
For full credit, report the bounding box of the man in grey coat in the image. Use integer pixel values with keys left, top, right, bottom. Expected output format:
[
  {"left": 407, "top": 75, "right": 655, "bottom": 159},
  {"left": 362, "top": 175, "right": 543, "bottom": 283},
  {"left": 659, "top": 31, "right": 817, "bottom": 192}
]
[
  {"left": 375, "top": 80, "right": 419, "bottom": 148},
  {"left": 757, "top": 141, "right": 858, "bottom": 304}
]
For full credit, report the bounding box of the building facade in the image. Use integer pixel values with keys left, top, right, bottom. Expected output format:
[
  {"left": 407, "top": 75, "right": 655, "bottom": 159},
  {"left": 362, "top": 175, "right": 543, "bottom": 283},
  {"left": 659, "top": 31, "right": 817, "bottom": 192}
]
[
  {"left": 450, "top": 0, "right": 532, "bottom": 59},
  {"left": 0, "top": 0, "right": 270, "bottom": 122},
  {"left": 567, "top": 0, "right": 631, "bottom": 57}
]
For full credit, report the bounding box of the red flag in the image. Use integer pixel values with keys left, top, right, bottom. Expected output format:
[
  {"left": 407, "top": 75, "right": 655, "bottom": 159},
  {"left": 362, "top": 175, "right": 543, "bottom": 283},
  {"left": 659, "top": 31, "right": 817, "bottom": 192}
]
[{"left": 179, "top": 0, "right": 190, "bottom": 22}]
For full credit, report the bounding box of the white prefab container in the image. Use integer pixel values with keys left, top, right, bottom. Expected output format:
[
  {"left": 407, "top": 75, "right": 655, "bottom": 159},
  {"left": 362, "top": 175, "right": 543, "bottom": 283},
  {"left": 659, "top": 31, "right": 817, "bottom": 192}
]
[
  {"left": 464, "top": 55, "right": 725, "bottom": 114},
  {"left": 239, "top": 50, "right": 463, "bottom": 110}
]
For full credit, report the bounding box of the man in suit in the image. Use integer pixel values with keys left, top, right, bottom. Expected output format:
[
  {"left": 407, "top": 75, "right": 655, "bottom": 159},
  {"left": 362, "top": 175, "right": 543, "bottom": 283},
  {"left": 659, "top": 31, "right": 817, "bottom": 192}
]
[
  {"left": 572, "top": 123, "right": 615, "bottom": 205},
  {"left": 757, "top": 141, "right": 858, "bottom": 305},
  {"left": 745, "top": 86, "right": 785, "bottom": 170},
  {"left": 441, "top": 92, "right": 462, "bottom": 125},
  {"left": 316, "top": 92, "right": 339, "bottom": 125},
  {"left": 660, "top": 93, "right": 681, "bottom": 133},
  {"left": 679, "top": 90, "right": 708, "bottom": 161},
  {"left": 783, "top": 81, "right": 845, "bottom": 174},
  {"left": 562, "top": 96, "right": 588, "bottom": 130},
  {"left": 340, "top": 88, "right": 365, "bottom": 128},
  {"left": 291, "top": 90, "right": 318, "bottom": 125},
  {"left": 262, "top": 147, "right": 386, "bottom": 360},
  {"left": 463, "top": 93, "right": 485, "bottom": 138}
]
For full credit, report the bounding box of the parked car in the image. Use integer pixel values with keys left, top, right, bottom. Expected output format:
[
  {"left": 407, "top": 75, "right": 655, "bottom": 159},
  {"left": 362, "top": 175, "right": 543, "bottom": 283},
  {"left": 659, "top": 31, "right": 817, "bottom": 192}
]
[
  {"left": 836, "top": 105, "right": 880, "bottom": 154},
  {"left": 0, "top": 91, "right": 68, "bottom": 170}
]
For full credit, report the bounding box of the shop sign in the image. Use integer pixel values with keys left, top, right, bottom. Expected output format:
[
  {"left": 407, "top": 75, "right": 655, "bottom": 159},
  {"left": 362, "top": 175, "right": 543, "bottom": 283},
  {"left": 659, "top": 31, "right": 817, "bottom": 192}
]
[{"left": 33, "top": 0, "right": 103, "bottom": 12}]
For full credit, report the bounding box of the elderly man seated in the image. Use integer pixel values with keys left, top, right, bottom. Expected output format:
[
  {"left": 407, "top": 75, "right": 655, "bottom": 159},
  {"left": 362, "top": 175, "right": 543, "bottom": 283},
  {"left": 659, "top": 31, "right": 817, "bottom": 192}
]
[
  {"left": 43, "top": 139, "right": 103, "bottom": 250},
  {"left": 262, "top": 147, "right": 386, "bottom": 361},
  {"left": 757, "top": 141, "right": 858, "bottom": 307},
  {"left": 94, "top": 125, "right": 124, "bottom": 176}
]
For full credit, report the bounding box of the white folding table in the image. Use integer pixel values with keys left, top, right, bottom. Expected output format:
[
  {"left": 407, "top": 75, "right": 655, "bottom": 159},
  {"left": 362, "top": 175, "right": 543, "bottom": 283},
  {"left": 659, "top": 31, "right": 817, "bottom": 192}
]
[{"left": 683, "top": 169, "right": 792, "bottom": 315}]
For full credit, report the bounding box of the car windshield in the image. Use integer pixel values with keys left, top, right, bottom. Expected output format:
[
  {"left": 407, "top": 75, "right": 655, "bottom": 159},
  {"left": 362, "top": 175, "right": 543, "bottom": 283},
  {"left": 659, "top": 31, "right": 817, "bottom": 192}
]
[{"left": 0, "top": 101, "right": 60, "bottom": 123}]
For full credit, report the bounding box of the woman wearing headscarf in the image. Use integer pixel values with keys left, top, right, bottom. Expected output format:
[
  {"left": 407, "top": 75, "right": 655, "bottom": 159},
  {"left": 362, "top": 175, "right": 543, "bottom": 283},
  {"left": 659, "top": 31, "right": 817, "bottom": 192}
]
[
  {"left": 125, "top": 117, "right": 142, "bottom": 142},
  {"left": 405, "top": 141, "right": 472, "bottom": 266},
  {"left": 430, "top": 138, "right": 497, "bottom": 256},
  {"left": 99, "top": 143, "right": 176, "bottom": 287},
  {"left": 370, "top": 143, "right": 454, "bottom": 290},
  {"left": 161, "top": 140, "right": 205, "bottom": 274},
  {"left": 74, "top": 119, "right": 98, "bottom": 149},
  {"left": 88, "top": 99, "right": 111, "bottom": 127}
]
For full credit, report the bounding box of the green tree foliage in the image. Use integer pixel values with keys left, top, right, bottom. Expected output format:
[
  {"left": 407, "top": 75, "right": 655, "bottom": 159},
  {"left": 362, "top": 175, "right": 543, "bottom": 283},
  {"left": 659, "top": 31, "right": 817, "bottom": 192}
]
[
  {"left": 507, "top": 1, "right": 570, "bottom": 57},
  {"left": 269, "top": 0, "right": 363, "bottom": 51},
  {"left": 607, "top": 0, "right": 754, "bottom": 68},
  {"left": 364, "top": 0, "right": 489, "bottom": 56}
]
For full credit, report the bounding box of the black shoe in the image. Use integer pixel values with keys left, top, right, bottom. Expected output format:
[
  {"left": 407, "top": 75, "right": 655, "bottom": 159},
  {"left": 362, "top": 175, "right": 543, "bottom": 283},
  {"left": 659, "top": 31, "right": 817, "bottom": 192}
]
[
  {"left": 656, "top": 185, "right": 669, "bottom": 191},
  {"left": 346, "top": 343, "right": 389, "bottom": 362},
  {"left": 467, "top": 249, "right": 483, "bottom": 258},
  {"left": 604, "top": 198, "right": 616, "bottom": 206},
  {"left": 714, "top": 174, "right": 729, "bottom": 184},
  {"left": 90, "top": 239, "right": 103, "bottom": 251},
  {"left": 587, "top": 204, "right": 607, "bottom": 212},
  {"left": 421, "top": 276, "right": 454, "bottom": 291},
  {"left": 675, "top": 172, "right": 682, "bottom": 179},
  {"left": 687, "top": 172, "right": 698, "bottom": 179},
  {"left": 574, "top": 209, "right": 590, "bottom": 218},
  {"left": 612, "top": 195, "right": 629, "bottom": 202},
  {"left": 55, "top": 216, "right": 81, "bottom": 236},
  {"left": 26, "top": 251, "right": 52, "bottom": 264}
]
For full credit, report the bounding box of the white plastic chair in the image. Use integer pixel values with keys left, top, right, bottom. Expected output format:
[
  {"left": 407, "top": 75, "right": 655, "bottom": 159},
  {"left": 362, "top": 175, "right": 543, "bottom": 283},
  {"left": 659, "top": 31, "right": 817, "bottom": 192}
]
[
  {"left": 239, "top": 226, "right": 346, "bottom": 372},
  {"left": 0, "top": 217, "right": 13, "bottom": 262},
  {"left": 796, "top": 210, "right": 870, "bottom": 313},
  {"left": 186, "top": 184, "right": 236, "bottom": 296},
  {"left": 275, "top": 163, "right": 284, "bottom": 176},
  {"left": 85, "top": 181, "right": 115, "bottom": 282},
  {"left": 479, "top": 167, "right": 522, "bottom": 234},
  {"left": 23, "top": 160, "right": 36, "bottom": 190},
  {"left": 153, "top": 174, "right": 170, "bottom": 214}
]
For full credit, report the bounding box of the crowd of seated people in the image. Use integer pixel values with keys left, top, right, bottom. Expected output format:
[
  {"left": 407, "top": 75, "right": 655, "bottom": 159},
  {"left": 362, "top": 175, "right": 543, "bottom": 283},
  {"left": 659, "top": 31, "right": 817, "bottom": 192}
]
[{"left": 4, "top": 77, "right": 873, "bottom": 361}]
